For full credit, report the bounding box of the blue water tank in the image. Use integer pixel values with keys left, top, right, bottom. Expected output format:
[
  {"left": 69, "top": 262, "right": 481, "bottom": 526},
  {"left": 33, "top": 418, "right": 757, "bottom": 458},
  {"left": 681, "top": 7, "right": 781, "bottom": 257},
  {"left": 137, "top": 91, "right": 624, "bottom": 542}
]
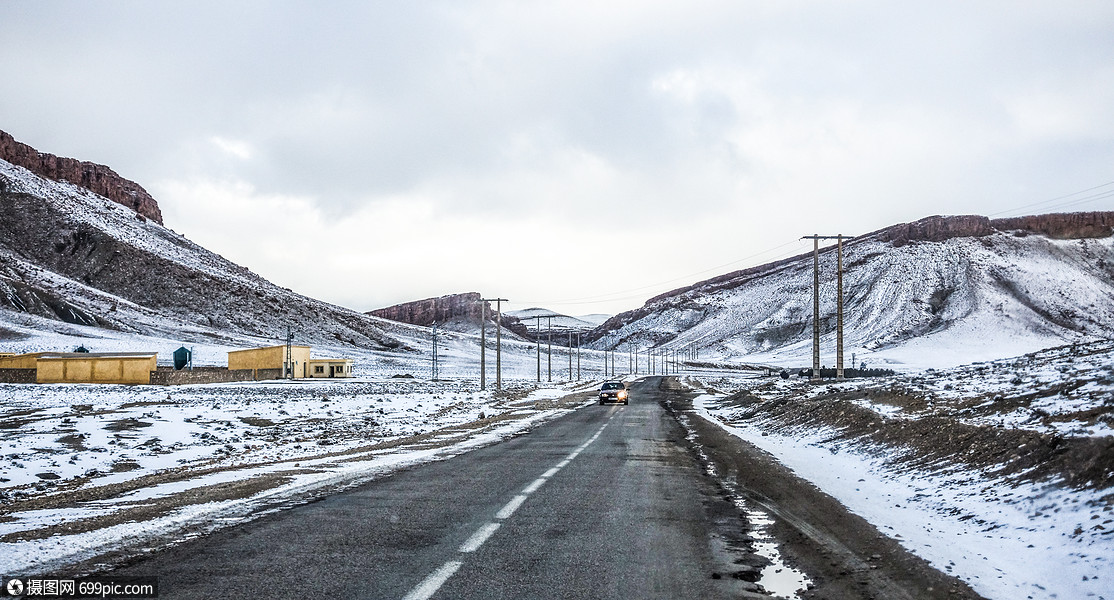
[{"left": 173, "top": 346, "right": 191, "bottom": 370}]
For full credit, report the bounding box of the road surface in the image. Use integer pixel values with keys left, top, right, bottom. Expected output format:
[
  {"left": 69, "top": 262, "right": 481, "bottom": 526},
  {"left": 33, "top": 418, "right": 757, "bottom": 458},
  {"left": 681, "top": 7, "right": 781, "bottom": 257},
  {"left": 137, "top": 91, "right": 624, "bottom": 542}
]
[{"left": 111, "top": 377, "right": 983, "bottom": 600}]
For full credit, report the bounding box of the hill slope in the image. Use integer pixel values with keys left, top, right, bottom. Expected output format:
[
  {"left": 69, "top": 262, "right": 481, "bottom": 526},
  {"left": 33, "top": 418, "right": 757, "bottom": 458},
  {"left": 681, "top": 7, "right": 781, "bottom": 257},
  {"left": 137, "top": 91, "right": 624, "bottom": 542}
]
[
  {"left": 587, "top": 213, "right": 1114, "bottom": 369},
  {"left": 0, "top": 157, "right": 403, "bottom": 351}
]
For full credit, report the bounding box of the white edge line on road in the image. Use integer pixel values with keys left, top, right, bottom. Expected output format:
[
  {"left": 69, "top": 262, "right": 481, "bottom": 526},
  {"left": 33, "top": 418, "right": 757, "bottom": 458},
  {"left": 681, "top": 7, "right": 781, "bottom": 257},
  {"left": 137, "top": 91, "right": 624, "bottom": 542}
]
[
  {"left": 495, "top": 495, "right": 529, "bottom": 520},
  {"left": 401, "top": 560, "right": 463, "bottom": 600},
  {"left": 541, "top": 467, "right": 560, "bottom": 478},
  {"left": 459, "top": 522, "right": 501, "bottom": 553}
]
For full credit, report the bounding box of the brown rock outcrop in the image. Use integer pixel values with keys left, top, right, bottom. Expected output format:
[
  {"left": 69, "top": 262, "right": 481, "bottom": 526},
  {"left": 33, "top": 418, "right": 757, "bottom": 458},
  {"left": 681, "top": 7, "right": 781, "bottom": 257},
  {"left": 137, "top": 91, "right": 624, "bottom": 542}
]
[
  {"left": 0, "top": 130, "right": 163, "bottom": 224},
  {"left": 371, "top": 292, "right": 486, "bottom": 326},
  {"left": 370, "top": 292, "right": 531, "bottom": 337},
  {"left": 991, "top": 211, "right": 1114, "bottom": 239},
  {"left": 871, "top": 215, "right": 994, "bottom": 247}
]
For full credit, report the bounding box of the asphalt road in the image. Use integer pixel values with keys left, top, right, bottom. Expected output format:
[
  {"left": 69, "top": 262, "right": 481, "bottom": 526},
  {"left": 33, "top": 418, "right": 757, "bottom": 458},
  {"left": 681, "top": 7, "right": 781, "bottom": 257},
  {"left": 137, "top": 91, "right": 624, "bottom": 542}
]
[{"left": 113, "top": 377, "right": 756, "bottom": 599}]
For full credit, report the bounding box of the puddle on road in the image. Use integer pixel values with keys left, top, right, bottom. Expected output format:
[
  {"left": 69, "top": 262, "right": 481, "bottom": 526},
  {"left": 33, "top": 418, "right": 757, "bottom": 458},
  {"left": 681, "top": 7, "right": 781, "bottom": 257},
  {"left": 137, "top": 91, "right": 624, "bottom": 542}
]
[
  {"left": 671, "top": 397, "right": 812, "bottom": 599},
  {"left": 737, "top": 501, "right": 811, "bottom": 599}
]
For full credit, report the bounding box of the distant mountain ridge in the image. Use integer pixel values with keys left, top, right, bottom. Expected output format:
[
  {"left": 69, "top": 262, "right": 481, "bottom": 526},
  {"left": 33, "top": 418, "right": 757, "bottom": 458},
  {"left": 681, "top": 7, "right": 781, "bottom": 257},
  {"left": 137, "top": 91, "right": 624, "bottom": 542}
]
[
  {"left": 0, "top": 130, "right": 163, "bottom": 224},
  {"left": 369, "top": 293, "right": 531, "bottom": 338},
  {"left": 585, "top": 212, "right": 1114, "bottom": 368}
]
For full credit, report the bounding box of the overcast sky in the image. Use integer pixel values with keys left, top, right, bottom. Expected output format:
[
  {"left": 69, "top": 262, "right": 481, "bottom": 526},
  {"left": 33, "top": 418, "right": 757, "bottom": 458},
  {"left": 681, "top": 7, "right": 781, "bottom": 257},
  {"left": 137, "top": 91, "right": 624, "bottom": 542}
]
[{"left": 2, "top": 1, "right": 1112, "bottom": 316}]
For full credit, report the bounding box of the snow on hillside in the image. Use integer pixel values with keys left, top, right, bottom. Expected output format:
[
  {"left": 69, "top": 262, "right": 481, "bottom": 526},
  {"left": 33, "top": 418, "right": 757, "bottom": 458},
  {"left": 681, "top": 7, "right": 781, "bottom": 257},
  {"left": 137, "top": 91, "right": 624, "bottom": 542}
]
[
  {"left": 593, "top": 231, "right": 1114, "bottom": 371},
  {"left": 508, "top": 308, "right": 599, "bottom": 332},
  {"left": 0, "top": 159, "right": 258, "bottom": 287},
  {"left": 575, "top": 313, "right": 611, "bottom": 327},
  {"left": 0, "top": 158, "right": 401, "bottom": 350}
]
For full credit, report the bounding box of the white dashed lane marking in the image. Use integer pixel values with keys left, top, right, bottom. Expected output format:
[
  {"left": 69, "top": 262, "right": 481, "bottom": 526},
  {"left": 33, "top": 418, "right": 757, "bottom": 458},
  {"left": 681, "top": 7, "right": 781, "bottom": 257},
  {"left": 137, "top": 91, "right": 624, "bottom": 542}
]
[{"left": 400, "top": 414, "right": 617, "bottom": 600}]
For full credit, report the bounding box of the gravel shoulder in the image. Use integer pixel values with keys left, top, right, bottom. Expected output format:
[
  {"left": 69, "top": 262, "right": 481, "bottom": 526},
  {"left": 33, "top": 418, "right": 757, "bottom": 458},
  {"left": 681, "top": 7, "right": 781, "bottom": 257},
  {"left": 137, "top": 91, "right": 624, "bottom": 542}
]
[{"left": 660, "top": 376, "right": 988, "bottom": 600}]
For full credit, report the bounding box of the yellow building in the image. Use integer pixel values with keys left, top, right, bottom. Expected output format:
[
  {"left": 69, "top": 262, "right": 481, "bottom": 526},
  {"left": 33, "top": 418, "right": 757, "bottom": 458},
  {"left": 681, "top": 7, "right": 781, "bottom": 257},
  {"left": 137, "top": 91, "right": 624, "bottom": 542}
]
[
  {"left": 228, "top": 345, "right": 312, "bottom": 378},
  {"left": 0, "top": 352, "right": 47, "bottom": 369},
  {"left": 0, "top": 352, "right": 158, "bottom": 384},
  {"left": 308, "top": 358, "right": 355, "bottom": 378}
]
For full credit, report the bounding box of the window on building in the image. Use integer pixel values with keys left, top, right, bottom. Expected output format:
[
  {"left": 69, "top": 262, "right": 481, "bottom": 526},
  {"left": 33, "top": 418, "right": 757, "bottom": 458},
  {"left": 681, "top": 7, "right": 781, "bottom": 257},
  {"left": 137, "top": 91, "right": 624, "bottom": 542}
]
[{"left": 315, "top": 365, "right": 324, "bottom": 374}]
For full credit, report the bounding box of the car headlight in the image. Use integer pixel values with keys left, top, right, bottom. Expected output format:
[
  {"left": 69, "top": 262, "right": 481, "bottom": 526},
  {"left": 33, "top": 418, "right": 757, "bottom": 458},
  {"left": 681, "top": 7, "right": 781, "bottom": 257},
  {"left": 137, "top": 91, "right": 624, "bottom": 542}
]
[{"left": 618, "top": 390, "right": 628, "bottom": 399}]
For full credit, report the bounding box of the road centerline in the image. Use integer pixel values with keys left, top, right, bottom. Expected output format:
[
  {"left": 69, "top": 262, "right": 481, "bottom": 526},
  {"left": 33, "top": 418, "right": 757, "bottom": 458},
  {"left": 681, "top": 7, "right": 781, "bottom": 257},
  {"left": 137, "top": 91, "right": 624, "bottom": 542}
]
[
  {"left": 459, "top": 523, "right": 501, "bottom": 553},
  {"left": 400, "top": 413, "right": 616, "bottom": 600},
  {"left": 495, "top": 495, "right": 528, "bottom": 520},
  {"left": 400, "top": 560, "right": 463, "bottom": 600}
]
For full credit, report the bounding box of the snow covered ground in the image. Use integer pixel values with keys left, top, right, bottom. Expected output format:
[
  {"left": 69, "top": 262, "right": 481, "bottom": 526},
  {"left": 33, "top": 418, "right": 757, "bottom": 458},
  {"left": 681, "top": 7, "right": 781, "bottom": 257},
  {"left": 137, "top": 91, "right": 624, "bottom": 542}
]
[
  {"left": 0, "top": 376, "right": 600, "bottom": 573},
  {"left": 0, "top": 306, "right": 617, "bottom": 574},
  {"left": 685, "top": 341, "right": 1114, "bottom": 600}
]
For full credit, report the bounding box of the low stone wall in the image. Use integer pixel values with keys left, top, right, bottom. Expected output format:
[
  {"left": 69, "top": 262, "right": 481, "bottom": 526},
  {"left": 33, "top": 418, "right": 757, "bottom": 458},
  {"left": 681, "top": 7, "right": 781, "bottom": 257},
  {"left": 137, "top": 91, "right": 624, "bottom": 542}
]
[
  {"left": 0, "top": 368, "right": 37, "bottom": 384},
  {"left": 150, "top": 367, "right": 287, "bottom": 385}
]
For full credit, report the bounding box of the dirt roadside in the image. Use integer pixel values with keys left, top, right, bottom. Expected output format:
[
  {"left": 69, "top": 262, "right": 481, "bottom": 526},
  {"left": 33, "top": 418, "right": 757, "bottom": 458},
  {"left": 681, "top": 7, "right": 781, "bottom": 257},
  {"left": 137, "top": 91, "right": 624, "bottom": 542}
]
[{"left": 658, "top": 377, "right": 988, "bottom": 600}]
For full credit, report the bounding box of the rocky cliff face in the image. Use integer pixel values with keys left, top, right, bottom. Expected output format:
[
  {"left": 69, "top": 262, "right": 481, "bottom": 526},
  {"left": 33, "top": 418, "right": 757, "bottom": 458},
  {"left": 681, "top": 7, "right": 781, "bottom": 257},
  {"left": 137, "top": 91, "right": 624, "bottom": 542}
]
[
  {"left": 371, "top": 293, "right": 531, "bottom": 338},
  {"left": 991, "top": 211, "right": 1114, "bottom": 240},
  {"left": 0, "top": 130, "right": 163, "bottom": 224},
  {"left": 864, "top": 212, "right": 1114, "bottom": 246},
  {"left": 870, "top": 215, "right": 995, "bottom": 246},
  {"left": 371, "top": 293, "right": 486, "bottom": 327}
]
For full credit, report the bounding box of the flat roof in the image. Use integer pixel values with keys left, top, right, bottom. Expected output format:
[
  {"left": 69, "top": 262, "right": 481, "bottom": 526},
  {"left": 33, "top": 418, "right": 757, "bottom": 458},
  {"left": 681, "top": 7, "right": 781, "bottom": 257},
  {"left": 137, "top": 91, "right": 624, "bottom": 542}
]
[
  {"left": 228, "top": 345, "right": 312, "bottom": 353},
  {"left": 36, "top": 352, "right": 157, "bottom": 360}
]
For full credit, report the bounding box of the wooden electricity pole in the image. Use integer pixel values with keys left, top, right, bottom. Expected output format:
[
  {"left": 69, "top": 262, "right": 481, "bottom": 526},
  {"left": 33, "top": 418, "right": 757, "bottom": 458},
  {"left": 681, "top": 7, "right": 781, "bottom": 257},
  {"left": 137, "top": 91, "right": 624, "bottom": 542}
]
[
  {"left": 480, "top": 297, "right": 508, "bottom": 389},
  {"left": 800, "top": 235, "right": 855, "bottom": 379},
  {"left": 479, "top": 301, "right": 486, "bottom": 390},
  {"left": 567, "top": 329, "right": 573, "bottom": 381}
]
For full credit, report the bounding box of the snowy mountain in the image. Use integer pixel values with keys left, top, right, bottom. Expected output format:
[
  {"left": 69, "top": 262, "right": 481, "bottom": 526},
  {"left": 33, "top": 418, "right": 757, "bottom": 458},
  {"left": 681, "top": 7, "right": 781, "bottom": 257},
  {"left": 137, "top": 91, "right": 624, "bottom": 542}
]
[
  {"left": 586, "top": 213, "right": 1114, "bottom": 369},
  {"left": 574, "top": 313, "right": 611, "bottom": 327},
  {"left": 507, "top": 308, "right": 601, "bottom": 332},
  {"left": 0, "top": 156, "right": 404, "bottom": 352}
]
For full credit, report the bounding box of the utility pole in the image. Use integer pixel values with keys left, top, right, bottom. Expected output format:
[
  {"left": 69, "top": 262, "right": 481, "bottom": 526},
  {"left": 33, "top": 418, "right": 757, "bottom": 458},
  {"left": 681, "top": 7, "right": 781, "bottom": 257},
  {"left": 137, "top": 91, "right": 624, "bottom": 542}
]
[
  {"left": 837, "top": 234, "right": 846, "bottom": 379},
  {"left": 547, "top": 316, "right": 553, "bottom": 382},
  {"left": 576, "top": 331, "right": 581, "bottom": 380},
  {"left": 285, "top": 325, "right": 294, "bottom": 380},
  {"left": 492, "top": 299, "right": 508, "bottom": 389},
  {"left": 479, "top": 297, "right": 509, "bottom": 389},
  {"left": 524, "top": 315, "right": 542, "bottom": 383},
  {"left": 800, "top": 234, "right": 855, "bottom": 379},
  {"left": 567, "top": 330, "right": 573, "bottom": 381},
  {"left": 479, "top": 301, "right": 486, "bottom": 390},
  {"left": 432, "top": 322, "right": 439, "bottom": 380}
]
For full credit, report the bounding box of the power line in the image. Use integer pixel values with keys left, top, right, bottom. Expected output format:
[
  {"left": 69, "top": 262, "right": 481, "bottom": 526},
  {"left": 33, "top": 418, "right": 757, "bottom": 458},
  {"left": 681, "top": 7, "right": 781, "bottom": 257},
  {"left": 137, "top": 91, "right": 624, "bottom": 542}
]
[
  {"left": 516, "top": 239, "right": 805, "bottom": 307},
  {"left": 989, "top": 179, "right": 1114, "bottom": 217},
  {"left": 1036, "top": 189, "right": 1114, "bottom": 214}
]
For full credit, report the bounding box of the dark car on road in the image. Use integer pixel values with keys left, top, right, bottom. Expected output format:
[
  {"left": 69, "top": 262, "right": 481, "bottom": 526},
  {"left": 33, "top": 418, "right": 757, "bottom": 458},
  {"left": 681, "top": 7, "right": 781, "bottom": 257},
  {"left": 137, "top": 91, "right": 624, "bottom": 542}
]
[{"left": 598, "top": 381, "right": 629, "bottom": 405}]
